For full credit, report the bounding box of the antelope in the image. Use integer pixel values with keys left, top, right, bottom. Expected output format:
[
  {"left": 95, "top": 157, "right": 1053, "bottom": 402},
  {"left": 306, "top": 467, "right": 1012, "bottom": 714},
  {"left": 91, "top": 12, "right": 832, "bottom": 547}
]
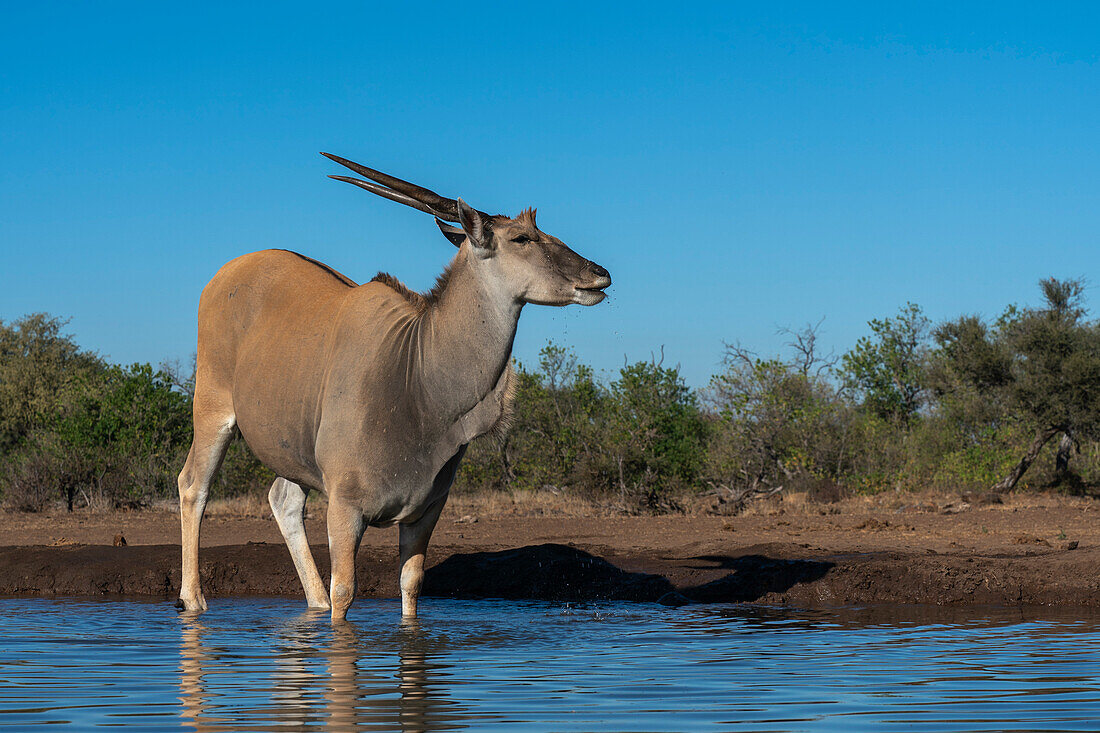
[{"left": 176, "top": 153, "right": 611, "bottom": 621}]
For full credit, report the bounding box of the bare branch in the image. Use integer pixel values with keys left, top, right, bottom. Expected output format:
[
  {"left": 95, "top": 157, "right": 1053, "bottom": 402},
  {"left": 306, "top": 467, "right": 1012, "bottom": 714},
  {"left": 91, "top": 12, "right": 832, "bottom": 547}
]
[
  {"left": 777, "top": 317, "right": 836, "bottom": 378},
  {"left": 720, "top": 340, "right": 758, "bottom": 369}
]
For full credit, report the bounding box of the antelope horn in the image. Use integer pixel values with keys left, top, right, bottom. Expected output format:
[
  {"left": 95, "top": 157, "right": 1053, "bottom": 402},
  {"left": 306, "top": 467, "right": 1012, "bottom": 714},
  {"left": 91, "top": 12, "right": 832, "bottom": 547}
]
[
  {"left": 327, "top": 175, "right": 442, "bottom": 218},
  {"left": 321, "top": 152, "right": 462, "bottom": 221}
]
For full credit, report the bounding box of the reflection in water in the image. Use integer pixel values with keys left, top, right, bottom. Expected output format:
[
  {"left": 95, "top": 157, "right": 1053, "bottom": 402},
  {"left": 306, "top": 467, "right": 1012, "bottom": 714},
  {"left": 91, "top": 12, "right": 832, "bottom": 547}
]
[
  {"left": 179, "top": 613, "right": 226, "bottom": 731},
  {"left": 1, "top": 598, "right": 1099, "bottom": 731},
  {"left": 179, "top": 610, "right": 461, "bottom": 732},
  {"left": 323, "top": 621, "right": 358, "bottom": 730},
  {"left": 271, "top": 610, "right": 325, "bottom": 725},
  {"left": 396, "top": 620, "right": 438, "bottom": 733}
]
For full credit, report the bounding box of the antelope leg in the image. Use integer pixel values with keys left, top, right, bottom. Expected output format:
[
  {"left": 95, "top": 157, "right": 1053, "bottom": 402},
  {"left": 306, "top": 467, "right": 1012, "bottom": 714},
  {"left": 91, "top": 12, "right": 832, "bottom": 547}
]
[
  {"left": 327, "top": 497, "right": 366, "bottom": 622},
  {"left": 177, "top": 403, "right": 235, "bottom": 612},
  {"left": 269, "top": 477, "right": 330, "bottom": 610},
  {"left": 399, "top": 498, "right": 447, "bottom": 619}
]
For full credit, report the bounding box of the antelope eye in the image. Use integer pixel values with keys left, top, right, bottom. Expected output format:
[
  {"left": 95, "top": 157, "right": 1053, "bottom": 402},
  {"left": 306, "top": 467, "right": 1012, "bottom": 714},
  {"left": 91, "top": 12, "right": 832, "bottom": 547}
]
[{"left": 511, "top": 234, "right": 532, "bottom": 244}]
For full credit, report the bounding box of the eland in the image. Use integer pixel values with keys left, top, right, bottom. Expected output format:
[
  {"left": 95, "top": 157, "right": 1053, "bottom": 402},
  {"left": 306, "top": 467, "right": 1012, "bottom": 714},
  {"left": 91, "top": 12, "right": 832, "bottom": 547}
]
[{"left": 176, "top": 153, "right": 611, "bottom": 621}]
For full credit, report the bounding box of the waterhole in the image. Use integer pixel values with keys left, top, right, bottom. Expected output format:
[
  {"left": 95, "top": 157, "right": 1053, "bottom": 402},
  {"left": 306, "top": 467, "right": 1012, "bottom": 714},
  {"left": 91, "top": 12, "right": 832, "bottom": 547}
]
[{"left": 0, "top": 598, "right": 1098, "bottom": 731}]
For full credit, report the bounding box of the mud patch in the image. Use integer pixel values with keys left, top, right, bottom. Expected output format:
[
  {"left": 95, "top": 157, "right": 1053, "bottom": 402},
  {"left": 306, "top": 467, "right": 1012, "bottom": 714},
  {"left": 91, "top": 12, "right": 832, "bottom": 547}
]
[{"left": 1, "top": 541, "right": 1098, "bottom": 607}]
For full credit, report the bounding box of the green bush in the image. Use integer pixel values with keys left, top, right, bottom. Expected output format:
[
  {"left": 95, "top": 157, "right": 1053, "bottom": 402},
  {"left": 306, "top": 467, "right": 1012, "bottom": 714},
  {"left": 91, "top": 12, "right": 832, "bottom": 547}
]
[
  {"left": 6, "top": 280, "right": 1100, "bottom": 515},
  {"left": 841, "top": 303, "right": 931, "bottom": 425},
  {"left": 0, "top": 314, "right": 102, "bottom": 453},
  {"left": 459, "top": 345, "right": 708, "bottom": 512},
  {"left": 2, "top": 362, "right": 192, "bottom": 509},
  {"left": 603, "top": 356, "right": 708, "bottom": 510}
]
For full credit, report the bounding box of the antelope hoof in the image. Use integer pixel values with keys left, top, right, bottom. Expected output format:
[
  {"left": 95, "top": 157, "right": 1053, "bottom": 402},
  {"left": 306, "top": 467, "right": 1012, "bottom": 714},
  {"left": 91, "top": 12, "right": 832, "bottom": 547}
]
[
  {"left": 176, "top": 593, "right": 208, "bottom": 612},
  {"left": 329, "top": 583, "right": 355, "bottom": 622}
]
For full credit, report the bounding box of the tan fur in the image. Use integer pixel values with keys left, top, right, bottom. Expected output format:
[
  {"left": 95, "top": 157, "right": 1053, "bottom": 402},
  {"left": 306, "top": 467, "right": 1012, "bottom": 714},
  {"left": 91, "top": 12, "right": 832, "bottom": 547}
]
[{"left": 176, "top": 187, "right": 609, "bottom": 622}]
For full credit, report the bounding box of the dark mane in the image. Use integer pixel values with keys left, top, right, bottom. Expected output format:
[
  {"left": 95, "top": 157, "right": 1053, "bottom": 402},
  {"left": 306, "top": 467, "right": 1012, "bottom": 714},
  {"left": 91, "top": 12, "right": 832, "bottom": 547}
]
[
  {"left": 370, "top": 262, "right": 455, "bottom": 314},
  {"left": 281, "top": 250, "right": 358, "bottom": 287}
]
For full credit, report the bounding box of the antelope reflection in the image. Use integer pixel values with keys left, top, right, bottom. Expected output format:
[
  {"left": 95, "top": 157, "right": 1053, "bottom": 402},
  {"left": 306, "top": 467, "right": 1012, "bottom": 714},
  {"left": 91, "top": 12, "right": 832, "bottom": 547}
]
[
  {"left": 179, "top": 613, "right": 227, "bottom": 731},
  {"left": 179, "top": 613, "right": 458, "bottom": 731}
]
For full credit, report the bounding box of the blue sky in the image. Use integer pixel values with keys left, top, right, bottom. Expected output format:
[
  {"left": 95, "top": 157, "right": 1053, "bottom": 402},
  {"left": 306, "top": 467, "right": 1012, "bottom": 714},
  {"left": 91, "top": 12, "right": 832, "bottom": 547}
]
[{"left": 2, "top": 2, "right": 1098, "bottom": 386}]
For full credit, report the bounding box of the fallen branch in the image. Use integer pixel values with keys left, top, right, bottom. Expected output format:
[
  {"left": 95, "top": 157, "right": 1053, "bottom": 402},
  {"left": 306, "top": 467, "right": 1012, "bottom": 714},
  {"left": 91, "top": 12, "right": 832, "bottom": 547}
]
[{"left": 703, "top": 480, "right": 785, "bottom": 515}]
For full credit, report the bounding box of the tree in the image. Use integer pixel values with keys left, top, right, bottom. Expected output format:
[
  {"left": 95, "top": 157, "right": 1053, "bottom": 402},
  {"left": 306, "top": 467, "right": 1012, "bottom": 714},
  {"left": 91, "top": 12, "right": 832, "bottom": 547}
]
[
  {"left": 16, "top": 363, "right": 193, "bottom": 510},
  {"left": 0, "top": 313, "right": 200, "bottom": 510},
  {"left": 936, "top": 278, "right": 1100, "bottom": 492},
  {"left": 53, "top": 363, "right": 192, "bottom": 463},
  {"left": 842, "top": 303, "right": 931, "bottom": 425},
  {"left": 705, "top": 322, "right": 852, "bottom": 499},
  {"left": 0, "top": 314, "right": 102, "bottom": 454}
]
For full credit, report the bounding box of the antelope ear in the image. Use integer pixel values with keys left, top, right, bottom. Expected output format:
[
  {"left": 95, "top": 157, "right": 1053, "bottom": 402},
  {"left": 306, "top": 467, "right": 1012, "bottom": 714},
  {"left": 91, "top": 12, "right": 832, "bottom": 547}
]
[
  {"left": 435, "top": 218, "right": 465, "bottom": 247},
  {"left": 456, "top": 197, "right": 490, "bottom": 249}
]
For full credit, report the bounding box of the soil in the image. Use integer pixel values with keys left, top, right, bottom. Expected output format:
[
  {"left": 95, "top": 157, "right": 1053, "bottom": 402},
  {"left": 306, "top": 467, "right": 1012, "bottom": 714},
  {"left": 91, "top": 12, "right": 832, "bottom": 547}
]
[{"left": 1, "top": 493, "right": 1098, "bottom": 607}]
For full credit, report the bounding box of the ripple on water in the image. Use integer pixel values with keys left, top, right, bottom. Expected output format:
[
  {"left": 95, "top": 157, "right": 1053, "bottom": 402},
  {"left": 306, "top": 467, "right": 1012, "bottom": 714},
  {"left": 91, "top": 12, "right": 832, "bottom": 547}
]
[{"left": 0, "top": 598, "right": 1098, "bottom": 731}]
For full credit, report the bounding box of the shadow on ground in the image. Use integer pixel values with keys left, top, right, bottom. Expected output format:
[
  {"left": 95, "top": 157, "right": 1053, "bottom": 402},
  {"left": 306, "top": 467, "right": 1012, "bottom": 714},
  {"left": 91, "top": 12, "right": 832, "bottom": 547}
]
[
  {"left": 679, "top": 554, "right": 834, "bottom": 603},
  {"left": 422, "top": 544, "right": 834, "bottom": 605}
]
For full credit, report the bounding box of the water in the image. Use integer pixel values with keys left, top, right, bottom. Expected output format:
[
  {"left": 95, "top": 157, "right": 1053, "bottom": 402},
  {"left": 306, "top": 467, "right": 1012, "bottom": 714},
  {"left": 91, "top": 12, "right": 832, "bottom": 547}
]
[{"left": 0, "top": 599, "right": 1098, "bottom": 731}]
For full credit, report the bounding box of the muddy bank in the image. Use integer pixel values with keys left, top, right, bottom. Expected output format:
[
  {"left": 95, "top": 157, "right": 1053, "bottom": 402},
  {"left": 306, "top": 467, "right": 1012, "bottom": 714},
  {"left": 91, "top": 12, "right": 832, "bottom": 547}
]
[{"left": 1, "top": 540, "right": 1097, "bottom": 607}]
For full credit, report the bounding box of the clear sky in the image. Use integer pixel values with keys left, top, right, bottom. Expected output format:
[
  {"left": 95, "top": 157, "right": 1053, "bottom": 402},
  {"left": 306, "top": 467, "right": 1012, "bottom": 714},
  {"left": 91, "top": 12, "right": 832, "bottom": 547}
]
[{"left": 2, "top": 2, "right": 1098, "bottom": 386}]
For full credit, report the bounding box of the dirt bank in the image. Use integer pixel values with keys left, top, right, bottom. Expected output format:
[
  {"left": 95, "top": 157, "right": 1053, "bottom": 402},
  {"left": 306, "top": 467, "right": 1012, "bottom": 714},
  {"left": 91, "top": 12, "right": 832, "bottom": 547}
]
[{"left": 1, "top": 493, "right": 1097, "bottom": 606}]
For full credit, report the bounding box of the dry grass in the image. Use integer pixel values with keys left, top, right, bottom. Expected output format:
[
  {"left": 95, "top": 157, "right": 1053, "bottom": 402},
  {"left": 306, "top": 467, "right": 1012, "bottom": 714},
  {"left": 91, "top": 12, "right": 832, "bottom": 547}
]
[
  {"left": 721, "top": 486, "right": 1100, "bottom": 519},
  {"left": 204, "top": 493, "right": 274, "bottom": 518},
  {"left": 109, "top": 485, "right": 1100, "bottom": 521},
  {"left": 201, "top": 487, "right": 616, "bottom": 520},
  {"left": 203, "top": 492, "right": 332, "bottom": 519},
  {"left": 446, "top": 488, "right": 615, "bottom": 518},
  {"left": 140, "top": 488, "right": 612, "bottom": 521}
]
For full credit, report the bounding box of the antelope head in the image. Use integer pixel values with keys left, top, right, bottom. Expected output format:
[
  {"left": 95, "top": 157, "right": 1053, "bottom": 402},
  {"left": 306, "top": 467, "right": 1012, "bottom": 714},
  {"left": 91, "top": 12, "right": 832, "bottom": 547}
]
[{"left": 322, "top": 153, "right": 612, "bottom": 306}]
